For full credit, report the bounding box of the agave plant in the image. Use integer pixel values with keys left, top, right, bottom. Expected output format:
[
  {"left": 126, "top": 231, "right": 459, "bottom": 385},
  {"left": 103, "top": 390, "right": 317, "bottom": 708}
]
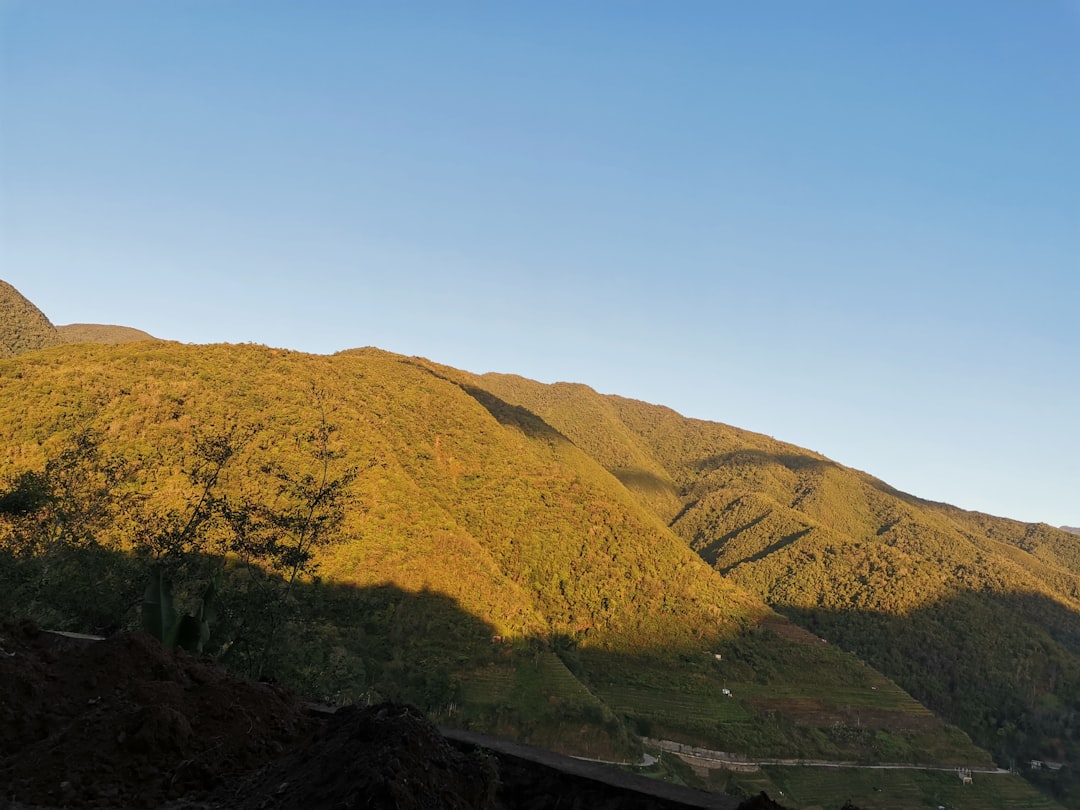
[{"left": 141, "top": 568, "right": 218, "bottom": 653}]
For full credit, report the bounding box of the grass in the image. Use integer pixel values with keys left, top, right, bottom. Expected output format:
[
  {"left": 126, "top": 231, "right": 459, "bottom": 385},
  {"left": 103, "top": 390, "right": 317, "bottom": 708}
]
[
  {"left": 457, "top": 651, "right": 606, "bottom": 713},
  {"left": 752, "top": 766, "right": 1065, "bottom": 810},
  {"left": 457, "top": 662, "right": 517, "bottom": 706},
  {"left": 594, "top": 682, "right": 753, "bottom": 728},
  {"left": 453, "top": 651, "right": 637, "bottom": 759},
  {"left": 733, "top": 682, "right": 934, "bottom": 714},
  {"left": 573, "top": 647, "right": 988, "bottom": 765}
]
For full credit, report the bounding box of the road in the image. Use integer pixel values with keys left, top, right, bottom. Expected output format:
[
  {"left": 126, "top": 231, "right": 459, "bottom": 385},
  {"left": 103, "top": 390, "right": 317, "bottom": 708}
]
[{"left": 644, "top": 738, "right": 1010, "bottom": 775}]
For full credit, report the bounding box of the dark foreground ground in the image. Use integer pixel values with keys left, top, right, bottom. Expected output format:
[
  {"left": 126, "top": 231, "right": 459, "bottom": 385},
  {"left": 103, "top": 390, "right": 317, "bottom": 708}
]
[{"left": 0, "top": 620, "right": 793, "bottom": 810}]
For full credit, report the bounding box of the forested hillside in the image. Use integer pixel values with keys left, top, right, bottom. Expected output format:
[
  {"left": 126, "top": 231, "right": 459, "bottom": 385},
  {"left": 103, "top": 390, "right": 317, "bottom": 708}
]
[
  {"left": 0, "top": 340, "right": 1003, "bottom": 782},
  {"left": 0, "top": 272, "right": 1071, "bottom": 804},
  {"left": 0, "top": 279, "right": 156, "bottom": 356},
  {"left": 0, "top": 280, "right": 63, "bottom": 357},
  {"left": 56, "top": 323, "right": 157, "bottom": 344},
  {"left": 470, "top": 371, "right": 1080, "bottom": 798}
]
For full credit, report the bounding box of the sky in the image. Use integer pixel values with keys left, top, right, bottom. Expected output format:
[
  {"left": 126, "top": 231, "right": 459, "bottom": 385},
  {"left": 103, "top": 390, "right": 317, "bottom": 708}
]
[{"left": 1, "top": 1, "right": 1078, "bottom": 527}]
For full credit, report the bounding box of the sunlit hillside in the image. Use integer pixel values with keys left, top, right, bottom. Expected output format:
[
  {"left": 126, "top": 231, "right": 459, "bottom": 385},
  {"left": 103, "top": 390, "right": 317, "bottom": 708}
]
[
  {"left": 56, "top": 323, "right": 157, "bottom": 344},
  {"left": 0, "top": 339, "right": 1008, "bottom": 781},
  {"left": 0, "top": 279, "right": 158, "bottom": 356},
  {"left": 0, "top": 280, "right": 63, "bottom": 358},
  {"left": 470, "top": 371, "right": 1080, "bottom": 794}
]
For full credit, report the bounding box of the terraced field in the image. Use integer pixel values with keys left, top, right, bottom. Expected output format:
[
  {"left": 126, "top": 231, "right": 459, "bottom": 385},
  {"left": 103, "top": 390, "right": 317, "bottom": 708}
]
[
  {"left": 453, "top": 651, "right": 636, "bottom": 757},
  {"left": 457, "top": 662, "right": 517, "bottom": 706},
  {"left": 455, "top": 646, "right": 991, "bottom": 773},
  {"left": 457, "top": 652, "right": 605, "bottom": 712},
  {"left": 733, "top": 682, "right": 933, "bottom": 713},
  {"left": 594, "top": 682, "right": 754, "bottom": 733},
  {"left": 743, "top": 766, "right": 1065, "bottom": 810}
]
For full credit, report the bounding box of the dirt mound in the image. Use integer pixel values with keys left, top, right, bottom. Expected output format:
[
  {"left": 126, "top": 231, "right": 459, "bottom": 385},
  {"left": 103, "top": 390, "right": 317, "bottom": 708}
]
[
  {"left": 0, "top": 620, "right": 312, "bottom": 808},
  {"left": 219, "top": 702, "right": 498, "bottom": 810},
  {"left": 0, "top": 619, "right": 779, "bottom": 810}
]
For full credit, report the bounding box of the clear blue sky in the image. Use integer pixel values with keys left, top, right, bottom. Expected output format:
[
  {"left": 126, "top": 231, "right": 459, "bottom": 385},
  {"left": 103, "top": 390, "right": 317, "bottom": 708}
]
[{"left": 2, "top": 1, "right": 1078, "bottom": 526}]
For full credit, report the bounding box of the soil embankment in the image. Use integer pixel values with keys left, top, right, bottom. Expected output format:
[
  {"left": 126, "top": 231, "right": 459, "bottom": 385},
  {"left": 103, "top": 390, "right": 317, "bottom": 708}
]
[{"left": 0, "top": 621, "right": 774, "bottom": 809}]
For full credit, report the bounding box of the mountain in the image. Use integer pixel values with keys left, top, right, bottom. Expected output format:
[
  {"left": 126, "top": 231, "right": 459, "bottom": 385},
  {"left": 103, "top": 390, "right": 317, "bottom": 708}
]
[
  {"left": 467, "top": 372, "right": 1080, "bottom": 787},
  {"left": 56, "top": 323, "right": 156, "bottom": 344},
  {"left": 0, "top": 280, "right": 156, "bottom": 357},
  {"left": 0, "top": 343, "right": 997, "bottom": 770},
  {"left": 1064, "top": 527, "right": 1080, "bottom": 536},
  {"left": 0, "top": 280, "right": 63, "bottom": 357},
  {"left": 0, "top": 280, "right": 1073, "bottom": 807}
]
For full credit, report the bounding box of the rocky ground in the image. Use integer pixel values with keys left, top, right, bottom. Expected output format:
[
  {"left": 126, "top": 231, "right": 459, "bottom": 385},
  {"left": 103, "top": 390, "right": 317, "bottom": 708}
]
[{"left": 0, "top": 620, "right": 789, "bottom": 809}]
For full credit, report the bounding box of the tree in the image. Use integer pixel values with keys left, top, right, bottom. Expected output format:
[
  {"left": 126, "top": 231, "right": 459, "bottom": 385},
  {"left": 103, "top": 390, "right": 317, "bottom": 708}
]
[
  {"left": 221, "top": 394, "right": 359, "bottom": 677},
  {"left": 0, "top": 395, "right": 359, "bottom": 679},
  {"left": 0, "top": 428, "right": 142, "bottom": 629},
  {"left": 134, "top": 421, "right": 256, "bottom": 572}
]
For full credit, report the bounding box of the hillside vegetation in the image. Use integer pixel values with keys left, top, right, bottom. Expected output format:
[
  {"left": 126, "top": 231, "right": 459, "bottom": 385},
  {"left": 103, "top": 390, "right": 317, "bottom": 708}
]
[
  {"left": 56, "top": 323, "right": 157, "bottom": 344},
  {"left": 0, "top": 340, "right": 1005, "bottom": 782},
  {"left": 0, "top": 280, "right": 63, "bottom": 357},
  {"left": 0, "top": 273, "right": 1070, "bottom": 805},
  {"left": 0, "top": 279, "right": 157, "bottom": 357},
  {"left": 470, "top": 372, "right": 1080, "bottom": 799}
]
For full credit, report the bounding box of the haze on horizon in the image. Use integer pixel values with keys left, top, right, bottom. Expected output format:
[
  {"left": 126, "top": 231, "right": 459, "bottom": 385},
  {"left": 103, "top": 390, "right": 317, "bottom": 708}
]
[{"left": 1, "top": 1, "right": 1077, "bottom": 527}]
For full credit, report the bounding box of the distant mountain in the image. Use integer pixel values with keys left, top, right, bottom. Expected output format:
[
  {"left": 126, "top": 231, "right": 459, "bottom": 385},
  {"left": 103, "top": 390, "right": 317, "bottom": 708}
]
[
  {"left": 1063, "top": 527, "right": 1080, "bottom": 536},
  {"left": 0, "top": 280, "right": 63, "bottom": 357},
  {"left": 0, "top": 281, "right": 156, "bottom": 356},
  {"left": 56, "top": 323, "right": 156, "bottom": 344}
]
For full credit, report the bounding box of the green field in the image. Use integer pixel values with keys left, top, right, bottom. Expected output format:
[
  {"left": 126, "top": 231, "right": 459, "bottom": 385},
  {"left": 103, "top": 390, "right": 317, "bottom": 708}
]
[
  {"left": 458, "top": 651, "right": 605, "bottom": 711},
  {"left": 733, "top": 682, "right": 934, "bottom": 714},
  {"left": 572, "top": 647, "right": 988, "bottom": 766},
  {"left": 454, "top": 650, "right": 636, "bottom": 759},
  {"left": 726, "top": 767, "right": 1064, "bottom": 810},
  {"left": 594, "top": 682, "right": 753, "bottom": 730}
]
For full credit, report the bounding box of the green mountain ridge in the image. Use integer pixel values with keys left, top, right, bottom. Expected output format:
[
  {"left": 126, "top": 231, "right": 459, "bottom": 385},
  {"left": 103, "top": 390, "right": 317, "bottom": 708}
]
[
  {"left": 0, "top": 281, "right": 1075, "bottom": 808},
  {"left": 470, "top": 373, "right": 1080, "bottom": 786},
  {"left": 56, "top": 323, "right": 157, "bottom": 344},
  {"left": 0, "top": 280, "right": 63, "bottom": 357},
  {"left": 0, "top": 279, "right": 156, "bottom": 357},
  {"left": 0, "top": 340, "right": 1060, "bottom": 798}
]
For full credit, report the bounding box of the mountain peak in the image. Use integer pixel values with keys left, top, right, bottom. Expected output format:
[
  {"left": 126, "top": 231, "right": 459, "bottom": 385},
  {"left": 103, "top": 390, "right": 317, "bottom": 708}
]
[
  {"left": 0, "top": 280, "right": 63, "bottom": 358},
  {"left": 0, "top": 281, "right": 158, "bottom": 354}
]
